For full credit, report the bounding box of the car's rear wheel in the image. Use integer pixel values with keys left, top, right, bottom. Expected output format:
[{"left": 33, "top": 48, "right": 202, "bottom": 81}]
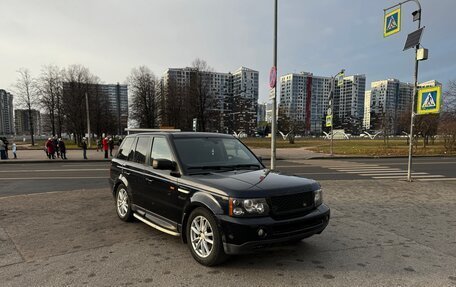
[
  {"left": 116, "top": 184, "right": 133, "bottom": 222},
  {"left": 186, "top": 208, "right": 227, "bottom": 266}
]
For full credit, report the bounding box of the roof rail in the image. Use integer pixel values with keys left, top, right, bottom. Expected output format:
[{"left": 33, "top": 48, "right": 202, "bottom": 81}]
[{"left": 125, "top": 128, "right": 181, "bottom": 135}]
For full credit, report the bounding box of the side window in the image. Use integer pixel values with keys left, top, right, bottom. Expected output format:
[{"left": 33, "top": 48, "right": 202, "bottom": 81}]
[
  {"left": 117, "top": 137, "right": 134, "bottom": 160},
  {"left": 151, "top": 137, "right": 173, "bottom": 162},
  {"left": 133, "top": 137, "right": 150, "bottom": 164}
]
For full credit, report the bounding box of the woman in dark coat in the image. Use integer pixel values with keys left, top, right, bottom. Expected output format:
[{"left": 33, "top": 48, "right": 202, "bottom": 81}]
[{"left": 58, "top": 139, "right": 67, "bottom": 159}]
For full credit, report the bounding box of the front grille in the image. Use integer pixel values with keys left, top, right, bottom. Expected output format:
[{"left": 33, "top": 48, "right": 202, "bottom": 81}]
[{"left": 269, "top": 192, "right": 314, "bottom": 219}]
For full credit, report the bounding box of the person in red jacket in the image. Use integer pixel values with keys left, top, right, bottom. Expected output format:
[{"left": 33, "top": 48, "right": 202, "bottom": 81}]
[
  {"left": 102, "top": 136, "right": 109, "bottom": 159},
  {"left": 45, "top": 138, "right": 55, "bottom": 159}
]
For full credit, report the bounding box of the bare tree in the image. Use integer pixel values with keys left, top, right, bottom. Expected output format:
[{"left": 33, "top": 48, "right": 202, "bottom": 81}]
[
  {"left": 191, "top": 58, "right": 216, "bottom": 132},
  {"left": 62, "top": 65, "right": 94, "bottom": 144},
  {"left": 37, "top": 65, "right": 64, "bottom": 137},
  {"left": 14, "top": 68, "right": 38, "bottom": 146},
  {"left": 128, "top": 66, "right": 157, "bottom": 128}
]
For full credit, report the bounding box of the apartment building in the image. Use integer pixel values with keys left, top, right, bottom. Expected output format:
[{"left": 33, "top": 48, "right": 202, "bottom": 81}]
[
  {"left": 0, "top": 90, "right": 14, "bottom": 135},
  {"left": 160, "top": 67, "right": 259, "bottom": 135}
]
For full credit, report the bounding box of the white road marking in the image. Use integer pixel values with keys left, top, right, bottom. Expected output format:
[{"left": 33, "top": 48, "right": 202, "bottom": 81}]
[
  {"left": 361, "top": 172, "right": 428, "bottom": 176},
  {"left": 415, "top": 178, "right": 456, "bottom": 181},
  {"left": 335, "top": 166, "right": 394, "bottom": 171},
  {"left": 372, "top": 175, "right": 445, "bottom": 179},
  {"left": 342, "top": 169, "right": 402, "bottom": 173}
]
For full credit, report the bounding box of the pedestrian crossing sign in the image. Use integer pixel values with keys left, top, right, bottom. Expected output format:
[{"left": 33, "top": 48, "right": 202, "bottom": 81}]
[
  {"left": 417, "top": 86, "right": 441, "bottom": 115},
  {"left": 384, "top": 7, "right": 401, "bottom": 37},
  {"left": 326, "top": 115, "right": 332, "bottom": 127}
]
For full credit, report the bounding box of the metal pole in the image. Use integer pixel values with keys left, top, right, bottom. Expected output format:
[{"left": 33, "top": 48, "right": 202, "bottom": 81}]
[
  {"left": 271, "top": 0, "right": 278, "bottom": 170},
  {"left": 85, "top": 92, "right": 91, "bottom": 148},
  {"left": 407, "top": 4, "right": 422, "bottom": 182},
  {"left": 330, "top": 77, "right": 334, "bottom": 156}
]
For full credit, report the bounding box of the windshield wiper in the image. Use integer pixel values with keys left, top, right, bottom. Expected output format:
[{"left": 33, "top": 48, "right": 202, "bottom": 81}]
[
  {"left": 187, "top": 165, "right": 234, "bottom": 171},
  {"left": 222, "top": 164, "right": 261, "bottom": 170}
]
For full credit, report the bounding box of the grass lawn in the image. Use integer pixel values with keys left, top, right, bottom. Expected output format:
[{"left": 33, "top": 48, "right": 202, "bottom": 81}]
[{"left": 241, "top": 137, "right": 455, "bottom": 156}]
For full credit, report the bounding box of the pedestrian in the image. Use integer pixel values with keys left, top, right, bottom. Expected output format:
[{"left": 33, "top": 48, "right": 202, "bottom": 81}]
[
  {"left": 96, "top": 138, "right": 101, "bottom": 152},
  {"left": 46, "top": 138, "right": 55, "bottom": 159},
  {"left": 12, "top": 142, "right": 17, "bottom": 159},
  {"left": 3, "top": 138, "right": 9, "bottom": 159},
  {"left": 53, "top": 137, "right": 59, "bottom": 159},
  {"left": 102, "top": 136, "right": 109, "bottom": 159},
  {"left": 82, "top": 137, "right": 88, "bottom": 160},
  {"left": 58, "top": 138, "right": 67, "bottom": 159},
  {"left": 109, "top": 137, "right": 114, "bottom": 157},
  {"left": 0, "top": 138, "right": 6, "bottom": 160}
]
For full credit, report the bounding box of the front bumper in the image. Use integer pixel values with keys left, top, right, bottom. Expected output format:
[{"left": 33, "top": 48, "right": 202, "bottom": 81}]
[{"left": 219, "top": 204, "right": 330, "bottom": 255}]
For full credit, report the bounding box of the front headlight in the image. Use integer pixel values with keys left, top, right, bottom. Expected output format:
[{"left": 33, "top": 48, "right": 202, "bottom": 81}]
[
  {"left": 314, "top": 189, "right": 323, "bottom": 207},
  {"left": 229, "top": 198, "right": 270, "bottom": 217}
]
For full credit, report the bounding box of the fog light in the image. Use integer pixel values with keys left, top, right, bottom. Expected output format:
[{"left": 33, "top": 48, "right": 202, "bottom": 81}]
[{"left": 257, "top": 228, "right": 265, "bottom": 237}]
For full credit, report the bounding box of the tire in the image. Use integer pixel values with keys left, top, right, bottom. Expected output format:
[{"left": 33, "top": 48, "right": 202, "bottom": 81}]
[
  {"left": 186, "top": 208, "right": 227, "bottom": 266},
  {"left": 115, "top": 184, "right": 133, "bottom": 222}
]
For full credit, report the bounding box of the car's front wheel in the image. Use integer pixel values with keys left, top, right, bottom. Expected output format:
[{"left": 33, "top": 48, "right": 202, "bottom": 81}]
[
  {"left": 186, "top": 208, "right": 227, "bottom": 266},
  {"left": 116, "top": 184, "right": 133, "bottom": 222}
]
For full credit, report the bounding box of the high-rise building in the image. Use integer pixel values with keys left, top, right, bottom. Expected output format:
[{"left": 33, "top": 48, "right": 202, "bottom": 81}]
[
  {"left": 0, "top": 90, "right": 14, "bottom": 135},
  {"left": 365, "top": 79, "right": 414, "bottom": 134},
  {"left": 14, "top": 109, "right": 42, "bottom": 136},
  {"left": 334, "top": 74, "right": 366, "bottom": 133},
  {"left": 98, "top": 83, "right": 128, "bottom": 135},
  {"left": 363, "top": 90, "right": 371, "bottom": 130},
  {"left": 160, "top": 67, "right": 259, "bottom": 135},
  {"left": 257, "top": 103, "right": 267, "bottom": 123},
  {"left": 228, "top": 67, "right": 259, "bottom": 135},
  {"left": 279, "top": 72, "right": 364, "bottom": 134}
]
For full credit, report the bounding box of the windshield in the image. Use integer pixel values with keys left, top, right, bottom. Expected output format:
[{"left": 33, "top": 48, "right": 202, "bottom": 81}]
[{"left": 173, "top": 137, "right": 263, "bottom": 173}]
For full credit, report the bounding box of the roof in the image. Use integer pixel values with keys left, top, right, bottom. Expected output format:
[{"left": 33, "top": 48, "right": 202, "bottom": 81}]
[{"left": 125, "top": 132, "right": 234, "bottom": 139}]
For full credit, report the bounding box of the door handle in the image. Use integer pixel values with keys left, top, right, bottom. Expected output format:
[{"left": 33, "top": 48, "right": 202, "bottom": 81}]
[
  {"left": 123, "top": 171, "right": 131, "bottom": 176},
  {"left": 145, "top": 178, "right": 154, "bottom": 183}
]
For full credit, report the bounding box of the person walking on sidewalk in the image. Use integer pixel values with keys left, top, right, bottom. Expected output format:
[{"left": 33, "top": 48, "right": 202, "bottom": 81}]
[
  {"left": 82, "top": 137, "right": 88, "bottom": 160},
  {"left": 0, "top": 138, "right": 6, "bottom": 160},
  {"left": 109, "top": 136, "right": 114, "bottom": 157},
  {"left": 46, "top": 138, "right": 55, "bottom": 159},
  {"left": 102, "top": 136, "right": 109, "bottom": 159},
  {"left": 58, "top": 138, "right": 67, "bottom": 159},
  {"left": 12, "top": 142, "right": 17, "bottom": 159}
]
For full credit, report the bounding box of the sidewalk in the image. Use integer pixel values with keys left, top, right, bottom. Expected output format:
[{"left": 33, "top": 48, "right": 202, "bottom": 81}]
[
  {"left": 0, "top": 148, "right": 115, "bottom": 163},
  {"left": 1, "top": 147, "right": 326, "bottom": 163}
]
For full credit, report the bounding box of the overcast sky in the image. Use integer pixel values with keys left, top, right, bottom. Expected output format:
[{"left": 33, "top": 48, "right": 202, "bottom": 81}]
[{"left": 1, "top": 0, "right": 455, "bottom": 103}]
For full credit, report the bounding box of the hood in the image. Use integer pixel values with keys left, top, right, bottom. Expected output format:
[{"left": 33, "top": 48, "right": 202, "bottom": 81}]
[{"left": 181, "top": 169, "right": 320, "bottom": 198}]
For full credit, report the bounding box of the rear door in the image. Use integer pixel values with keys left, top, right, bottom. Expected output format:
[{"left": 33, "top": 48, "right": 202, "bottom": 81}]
[{"left": 127, "top": 136, "right": 152, "bottom": 209}]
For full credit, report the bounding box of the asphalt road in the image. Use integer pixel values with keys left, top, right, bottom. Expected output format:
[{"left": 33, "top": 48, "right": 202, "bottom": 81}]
[
  {"left": 0, "top": 157, "right": 455, "bottom": 197},
  {"left": 1, "top": 180, "right": 455, "bottom": 286}
]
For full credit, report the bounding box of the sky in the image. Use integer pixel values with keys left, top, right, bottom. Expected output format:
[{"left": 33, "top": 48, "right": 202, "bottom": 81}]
[{"left": 1, "top": 0, "right": 455, "bottom": 104}]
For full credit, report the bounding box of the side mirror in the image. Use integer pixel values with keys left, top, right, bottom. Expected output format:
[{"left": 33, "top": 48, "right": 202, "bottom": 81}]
[
  {"left": 257, "top": 156, "right": 263, "bottom": 163},
  {"left": 152, "top": 159, "right": 176, "bottom": 170}
]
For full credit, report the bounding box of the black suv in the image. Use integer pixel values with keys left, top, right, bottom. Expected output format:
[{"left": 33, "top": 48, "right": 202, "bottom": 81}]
[{"left": 109, "top": 132, "right": 330, "bottom": 266}]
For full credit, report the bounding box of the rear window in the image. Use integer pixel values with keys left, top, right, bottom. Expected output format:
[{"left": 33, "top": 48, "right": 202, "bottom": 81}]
[
  {"left": 133, "top": 137, "right": 150, "bottom": 164},
  {"left": 117, "top": 137, "right": 135, "bottom": 160}
]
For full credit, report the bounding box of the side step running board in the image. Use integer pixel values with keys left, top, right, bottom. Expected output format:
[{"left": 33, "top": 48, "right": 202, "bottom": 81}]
[{"left": 133, "top": 213, "right": 180, "bottom": 237}]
